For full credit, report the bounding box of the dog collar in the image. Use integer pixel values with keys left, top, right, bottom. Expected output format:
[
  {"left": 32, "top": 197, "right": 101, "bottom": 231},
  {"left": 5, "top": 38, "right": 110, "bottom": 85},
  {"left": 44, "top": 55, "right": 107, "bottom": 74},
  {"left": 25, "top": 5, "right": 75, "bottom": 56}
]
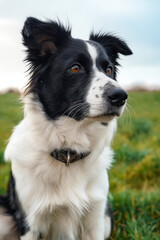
[{"left": 50, "top": 149, "right": 90, "bottom": 167}]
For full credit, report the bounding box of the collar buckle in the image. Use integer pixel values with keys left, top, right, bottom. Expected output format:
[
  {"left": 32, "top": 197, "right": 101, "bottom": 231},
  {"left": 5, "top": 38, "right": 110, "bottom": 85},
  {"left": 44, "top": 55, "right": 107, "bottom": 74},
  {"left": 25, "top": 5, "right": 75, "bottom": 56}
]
[{"left": 66, "top": 151, "right": 70, "bottom": 167}]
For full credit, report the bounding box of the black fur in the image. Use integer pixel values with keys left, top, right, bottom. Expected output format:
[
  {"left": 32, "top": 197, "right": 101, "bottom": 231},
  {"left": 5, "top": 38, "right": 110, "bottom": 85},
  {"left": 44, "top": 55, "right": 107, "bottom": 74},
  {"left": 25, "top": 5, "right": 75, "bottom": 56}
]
[
  {"left": 101, "top": 122, "right": 108, "bottom": 126},
  {"left": 105, "top": 201, "right": 113, "bottom": 232},
  {"left": 0, "top": 172, "right": 29, "bottom": 236},
  {"left": 90, "top": 32, "right": 132, "bottom": 78}
]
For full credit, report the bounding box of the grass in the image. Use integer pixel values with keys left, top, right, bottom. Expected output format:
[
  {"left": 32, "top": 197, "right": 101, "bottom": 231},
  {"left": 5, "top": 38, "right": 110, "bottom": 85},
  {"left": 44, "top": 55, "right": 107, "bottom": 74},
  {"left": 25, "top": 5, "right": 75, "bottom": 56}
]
[
  {"left": 110, "top": 191, "right": 160, "bottom": 240},
  {"left": 0, "top": 91, "right": 160, "bottom": 239},
  {"left": 109, "top": 91, "right": 160, "bottom": 239},
  {"left": 0, "top": 93, "right": 23, "bottom": 194}
]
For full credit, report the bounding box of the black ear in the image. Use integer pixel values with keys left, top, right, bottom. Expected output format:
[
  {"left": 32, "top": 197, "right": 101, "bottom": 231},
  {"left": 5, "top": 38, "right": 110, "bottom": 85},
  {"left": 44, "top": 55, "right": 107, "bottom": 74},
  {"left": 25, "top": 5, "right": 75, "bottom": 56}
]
[
  {"left": 90, "top": 32, "right": 132, "bottom": 64},
  {"left": 22, "top": 17, "right": 71, "bottom": 62}
]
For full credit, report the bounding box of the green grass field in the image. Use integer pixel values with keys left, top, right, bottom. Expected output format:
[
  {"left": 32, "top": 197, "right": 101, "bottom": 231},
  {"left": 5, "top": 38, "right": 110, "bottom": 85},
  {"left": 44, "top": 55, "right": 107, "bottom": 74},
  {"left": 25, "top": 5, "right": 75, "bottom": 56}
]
[{"left": 0, "top": 92, "right": 160, "bottom": 239}]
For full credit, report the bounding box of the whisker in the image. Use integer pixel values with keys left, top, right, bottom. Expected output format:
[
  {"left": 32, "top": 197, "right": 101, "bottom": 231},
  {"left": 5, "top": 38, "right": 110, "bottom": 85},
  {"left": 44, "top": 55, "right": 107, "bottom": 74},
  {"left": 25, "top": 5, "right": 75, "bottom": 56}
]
[
  {"left": 62, "top": 103, "right": 83, "bottom": 116},
  {"left": 126, "top": 102, "right": 136, "bottom": 117},
  {"left": 72, "top": 105, "right": 87, "bottom": 118},
  {"left": 65, "top": 103, "right": 85, "bottom": 117},
  {"left": 123, "top": 105, "right": 132, "bottom": 127},
  {"left": 128, "top": 95, "right": 136, "bottom": 102},
  {"left": 61, "top": 99, "right": 86, "bottom": 116}
]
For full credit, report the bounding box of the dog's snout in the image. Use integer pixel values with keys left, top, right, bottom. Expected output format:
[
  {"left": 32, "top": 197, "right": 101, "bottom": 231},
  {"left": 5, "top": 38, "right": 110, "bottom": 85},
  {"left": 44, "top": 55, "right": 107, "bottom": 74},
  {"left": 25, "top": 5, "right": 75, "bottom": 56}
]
[{"left": 108, "top": 88, "right": 128, "bottom": 107}]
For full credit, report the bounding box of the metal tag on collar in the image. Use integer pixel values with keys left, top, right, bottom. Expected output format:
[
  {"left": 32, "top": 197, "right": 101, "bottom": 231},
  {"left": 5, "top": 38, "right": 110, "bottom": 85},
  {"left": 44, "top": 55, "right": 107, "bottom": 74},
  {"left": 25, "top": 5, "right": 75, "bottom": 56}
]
[{"left": 66, "top": 150, "right": 70, "bottom": 167}]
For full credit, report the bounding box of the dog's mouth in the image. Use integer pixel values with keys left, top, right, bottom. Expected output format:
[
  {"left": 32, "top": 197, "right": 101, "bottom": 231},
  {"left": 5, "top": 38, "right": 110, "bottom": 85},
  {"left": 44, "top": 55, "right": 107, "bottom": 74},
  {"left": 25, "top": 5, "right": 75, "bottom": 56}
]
[
  {"left": 64, "top": 103, "right": 125, "bottom": 122},
  {"left": 88, "top": 112, "right": 118, "bottom": 122},
  {"left": 87, "top": 107, "right": 124, "bottom": 122},
  {"left": 104, "top": 111, "right": 120, "bottom": 117}
]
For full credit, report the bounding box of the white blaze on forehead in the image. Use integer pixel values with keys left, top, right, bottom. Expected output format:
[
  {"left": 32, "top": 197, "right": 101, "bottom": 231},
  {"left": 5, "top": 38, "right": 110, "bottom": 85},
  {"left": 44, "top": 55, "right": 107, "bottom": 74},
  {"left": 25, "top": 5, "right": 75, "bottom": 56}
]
[{"left": 86, "top": 42, "right": 98, "bottom": 70}]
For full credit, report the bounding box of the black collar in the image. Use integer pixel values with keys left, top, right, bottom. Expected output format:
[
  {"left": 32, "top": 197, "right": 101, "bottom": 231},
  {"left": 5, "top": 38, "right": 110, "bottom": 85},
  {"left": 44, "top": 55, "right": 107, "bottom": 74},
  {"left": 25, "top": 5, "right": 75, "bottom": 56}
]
[{"left": 50, "top": 149, "right": 90, "bottom": 167}]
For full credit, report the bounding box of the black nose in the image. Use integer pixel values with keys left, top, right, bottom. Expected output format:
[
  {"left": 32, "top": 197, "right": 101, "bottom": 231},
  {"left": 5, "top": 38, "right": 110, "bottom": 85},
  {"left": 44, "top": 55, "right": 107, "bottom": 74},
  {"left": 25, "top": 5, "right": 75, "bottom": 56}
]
[{"left": 108, "top": 88, "right": 128, "bottom": 107}]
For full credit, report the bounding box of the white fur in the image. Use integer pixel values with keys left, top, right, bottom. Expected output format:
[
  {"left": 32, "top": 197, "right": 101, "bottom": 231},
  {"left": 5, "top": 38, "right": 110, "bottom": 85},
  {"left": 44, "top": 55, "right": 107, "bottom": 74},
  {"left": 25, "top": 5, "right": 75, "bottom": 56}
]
[
  {"left": 0, "top": 207, "right": 19, "bottom": 240},
  {"left": 4, "top": 92, "right": 117, "bottom": 240},
  {"left": 104, "top": 215, "right": 112, "bottom": 239}
]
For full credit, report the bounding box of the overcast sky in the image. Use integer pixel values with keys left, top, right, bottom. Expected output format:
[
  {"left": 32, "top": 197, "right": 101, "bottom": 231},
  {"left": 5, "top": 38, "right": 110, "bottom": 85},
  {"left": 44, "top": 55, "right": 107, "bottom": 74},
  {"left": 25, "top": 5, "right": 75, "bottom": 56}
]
[{"left": 0, "top": 0, "right": 160, "bottom": 91}]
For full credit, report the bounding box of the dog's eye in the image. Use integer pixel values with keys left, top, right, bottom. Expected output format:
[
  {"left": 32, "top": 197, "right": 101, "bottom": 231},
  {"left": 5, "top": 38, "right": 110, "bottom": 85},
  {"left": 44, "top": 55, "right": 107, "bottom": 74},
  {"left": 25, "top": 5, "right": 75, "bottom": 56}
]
[
  {"left": 70, "top": 64, "right": 81, "bottom": 73},
  {"left": 106, "top": 66, "right": 112, "bottom": 76}
]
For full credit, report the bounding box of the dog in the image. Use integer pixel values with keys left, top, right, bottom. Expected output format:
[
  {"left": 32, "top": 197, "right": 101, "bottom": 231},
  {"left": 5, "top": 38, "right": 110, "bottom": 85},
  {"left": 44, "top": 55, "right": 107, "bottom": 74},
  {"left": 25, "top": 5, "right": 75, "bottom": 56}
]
[{"left": 0, "top": 17, "right": 132, "bottom": 240}]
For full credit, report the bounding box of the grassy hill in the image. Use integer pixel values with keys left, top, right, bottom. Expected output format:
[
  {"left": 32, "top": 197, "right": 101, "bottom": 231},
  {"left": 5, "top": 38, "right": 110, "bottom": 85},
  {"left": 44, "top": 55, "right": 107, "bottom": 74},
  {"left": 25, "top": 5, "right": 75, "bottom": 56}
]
[{"left": 0, "top": 92, "right": 160, "bottom": 239}]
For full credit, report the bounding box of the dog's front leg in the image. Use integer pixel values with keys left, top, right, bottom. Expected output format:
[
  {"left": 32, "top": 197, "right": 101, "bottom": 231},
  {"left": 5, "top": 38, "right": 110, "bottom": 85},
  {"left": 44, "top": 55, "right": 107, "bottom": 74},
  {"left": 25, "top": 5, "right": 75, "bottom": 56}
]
[{"left": 81, "top": 201, "right": 105, "bottom": 240}]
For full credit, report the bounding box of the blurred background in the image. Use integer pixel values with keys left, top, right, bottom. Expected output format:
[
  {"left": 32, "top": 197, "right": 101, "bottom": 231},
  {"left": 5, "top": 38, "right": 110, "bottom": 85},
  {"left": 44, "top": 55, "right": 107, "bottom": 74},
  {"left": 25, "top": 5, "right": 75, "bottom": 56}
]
[
  {"left": 0, "top": 0, "right": 160, "bottom": 239},
  {"left": 0, "top": 0, "right": 160, "bottom": 92}
]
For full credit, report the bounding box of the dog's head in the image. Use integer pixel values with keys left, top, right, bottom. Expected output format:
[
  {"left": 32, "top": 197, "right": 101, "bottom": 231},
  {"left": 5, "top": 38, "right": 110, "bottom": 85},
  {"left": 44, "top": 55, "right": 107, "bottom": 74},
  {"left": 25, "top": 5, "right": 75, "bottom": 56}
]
[{"left": 22, "top": 17, "right": 132, "bottom": 122}]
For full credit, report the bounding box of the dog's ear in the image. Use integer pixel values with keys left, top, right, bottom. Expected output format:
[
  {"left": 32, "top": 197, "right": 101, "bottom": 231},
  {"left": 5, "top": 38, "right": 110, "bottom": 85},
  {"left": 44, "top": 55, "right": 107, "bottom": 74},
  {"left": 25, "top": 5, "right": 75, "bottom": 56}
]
[
  {"left": 90, "top": 33, "right": 132, "bottom": 64},
  {"left": 22, "top": 17, "right": 71, "bottom": 62}
]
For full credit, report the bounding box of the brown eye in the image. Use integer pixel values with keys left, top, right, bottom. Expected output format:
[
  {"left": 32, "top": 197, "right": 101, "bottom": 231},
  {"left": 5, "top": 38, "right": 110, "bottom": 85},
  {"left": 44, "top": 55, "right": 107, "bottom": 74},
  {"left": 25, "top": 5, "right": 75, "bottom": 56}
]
[
  {"left": 106, "top": 66, "right": 112, "bottom": 76},
  {"left": 70, "top": 64, "right": 81, "bottom": 73}
]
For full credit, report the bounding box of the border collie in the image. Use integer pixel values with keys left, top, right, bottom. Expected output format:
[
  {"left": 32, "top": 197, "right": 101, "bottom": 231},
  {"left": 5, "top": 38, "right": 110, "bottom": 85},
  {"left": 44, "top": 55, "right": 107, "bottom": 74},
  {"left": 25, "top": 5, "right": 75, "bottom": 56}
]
[{"left": 0, "top": 17, "right": 132, "bottom": 240}]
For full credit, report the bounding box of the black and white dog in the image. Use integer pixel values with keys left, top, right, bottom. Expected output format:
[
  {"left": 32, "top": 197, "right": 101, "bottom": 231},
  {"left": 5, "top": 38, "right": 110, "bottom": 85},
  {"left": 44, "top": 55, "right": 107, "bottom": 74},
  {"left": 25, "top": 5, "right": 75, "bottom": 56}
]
[{"left": 0, "top": 17, "right": 132, "bottom": 240}]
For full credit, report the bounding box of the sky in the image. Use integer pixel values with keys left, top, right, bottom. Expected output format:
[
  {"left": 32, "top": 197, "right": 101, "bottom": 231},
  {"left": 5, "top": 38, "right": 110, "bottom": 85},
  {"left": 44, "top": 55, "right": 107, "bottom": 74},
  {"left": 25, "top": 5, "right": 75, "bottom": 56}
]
[{"left": 0, "top": 0, "right": 160, "bottom": 92}]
